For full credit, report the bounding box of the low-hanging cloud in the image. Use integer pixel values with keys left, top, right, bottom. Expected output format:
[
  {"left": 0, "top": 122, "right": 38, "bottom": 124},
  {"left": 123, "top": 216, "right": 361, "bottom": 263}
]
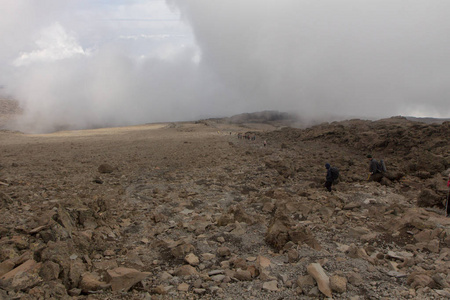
[
  {"left": 1, "top": 0, "right": 449, "bottom": 133},
  {"left": 169, "top": 0, "right": 450, "bottom": 119}
]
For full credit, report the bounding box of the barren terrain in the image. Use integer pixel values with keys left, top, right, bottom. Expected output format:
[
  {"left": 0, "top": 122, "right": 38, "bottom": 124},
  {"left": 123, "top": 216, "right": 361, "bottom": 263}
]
[{"left": 0, "top": 113, "right": 449, "bottom": 300}]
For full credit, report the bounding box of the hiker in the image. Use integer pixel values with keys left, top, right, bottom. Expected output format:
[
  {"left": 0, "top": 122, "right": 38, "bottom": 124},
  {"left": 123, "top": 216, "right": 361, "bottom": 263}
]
[
  {"left": 367, "top": 154, "right": 383, "bottom": 182},
  {"left": 446, "top": 174, "right": 450, "bottom": 217},
  {"left": 263, "top": 140, "right": 267, "bottom": 147},
  {"left": 324, "top": 163, "right": 339, "bottom": 192}
]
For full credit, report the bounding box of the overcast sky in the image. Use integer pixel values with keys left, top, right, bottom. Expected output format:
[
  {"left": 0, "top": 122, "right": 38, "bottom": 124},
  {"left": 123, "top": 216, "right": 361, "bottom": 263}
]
[{"left": 1, "top": 0, "right": 449, "bottom": 133}]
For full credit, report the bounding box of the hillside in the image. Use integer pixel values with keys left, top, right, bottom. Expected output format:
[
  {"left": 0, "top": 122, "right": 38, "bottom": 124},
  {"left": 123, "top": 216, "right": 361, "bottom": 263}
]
[{"left": 0, "top": 115, "right": 449, "bottom": 299}]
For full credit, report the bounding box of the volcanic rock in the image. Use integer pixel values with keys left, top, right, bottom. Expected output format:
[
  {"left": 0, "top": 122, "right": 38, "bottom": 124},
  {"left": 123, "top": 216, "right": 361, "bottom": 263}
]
[
  {"left": 1, "top": 115, "right": 449, "bottom": 299},
  {"left": 306, "top": 263, "right": 332, "bottom": 298},
  {"left": 106, "top": 267, "right": 151, "bottom": 292},
  {"left": 330, "top": 275, "right": 347, "bottom": 293},
  {"left": 79, "top": 272, "right": 109, "bottom": 293}
]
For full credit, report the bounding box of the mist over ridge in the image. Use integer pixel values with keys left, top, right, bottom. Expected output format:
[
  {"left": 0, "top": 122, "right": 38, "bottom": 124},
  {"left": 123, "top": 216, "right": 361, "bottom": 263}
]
[{"left": 0, "top": 1, "right": 449, "bottom": 133}]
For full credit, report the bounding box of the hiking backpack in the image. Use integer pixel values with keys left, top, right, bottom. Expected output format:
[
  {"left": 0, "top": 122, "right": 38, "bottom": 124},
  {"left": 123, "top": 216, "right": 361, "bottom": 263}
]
[
  {"left": 330, "top": 167, "right": 340, "bottom": 181},
  {"left": 377, "top": 159, "right": 387, "bottom": 172}
]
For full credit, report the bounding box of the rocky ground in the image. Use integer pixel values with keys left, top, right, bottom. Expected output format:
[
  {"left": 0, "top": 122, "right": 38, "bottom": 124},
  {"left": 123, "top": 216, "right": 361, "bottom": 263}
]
[
  {"left": 0, "top": 113, "right": 449, "bottom": 300},
  {"left": 0, "top": 99, "right": 22, "bottom": 129}
]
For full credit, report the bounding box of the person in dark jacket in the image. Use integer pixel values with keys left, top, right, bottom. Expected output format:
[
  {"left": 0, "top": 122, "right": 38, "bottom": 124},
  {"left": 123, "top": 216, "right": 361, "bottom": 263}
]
[
  {"left": 446, "top": 174, "right": 450, "bottom": 217},
  {"left": 324, "top": 163, "right": 333, "bottom": 192},
  {"left": 367, "top": 154, "right": 383, "bottom": 182}
]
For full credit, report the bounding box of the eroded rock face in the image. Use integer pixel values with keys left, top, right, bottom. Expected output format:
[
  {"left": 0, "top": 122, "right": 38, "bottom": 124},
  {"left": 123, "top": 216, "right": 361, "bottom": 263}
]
[{"left": 0, "top": 117, "right": 449, "bottom": 299}]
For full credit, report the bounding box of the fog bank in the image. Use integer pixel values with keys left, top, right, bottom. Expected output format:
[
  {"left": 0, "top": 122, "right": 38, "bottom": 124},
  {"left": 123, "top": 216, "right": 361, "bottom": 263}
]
[{"left": 1, "top": 1, "right": 449, "bottom": 132}]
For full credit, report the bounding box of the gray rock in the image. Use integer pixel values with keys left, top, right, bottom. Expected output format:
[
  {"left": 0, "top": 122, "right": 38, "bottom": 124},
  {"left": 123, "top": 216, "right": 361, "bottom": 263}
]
[{"left": 262, "top": 280, "right": 279, "bottom": 292}]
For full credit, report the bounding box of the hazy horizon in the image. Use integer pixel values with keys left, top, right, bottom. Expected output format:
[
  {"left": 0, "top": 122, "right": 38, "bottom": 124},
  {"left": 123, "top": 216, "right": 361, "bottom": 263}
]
[{"left": 1, "top": 1, "right": 449, "bottom": 133}]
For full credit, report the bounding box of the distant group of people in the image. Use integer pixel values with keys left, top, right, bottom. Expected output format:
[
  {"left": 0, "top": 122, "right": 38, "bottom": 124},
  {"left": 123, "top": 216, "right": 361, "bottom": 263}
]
[
  {"left": 237, "top": 133, "right": 256, "bottom": 141},
  {"left": 446, "top": 175, "right": 450, "bottom": 217},
  {"left": 324, "top": 154, "right": 385, "bottom": 193},
  {"left": 324, "top": 155, "right": 450, "bottom": 217}
]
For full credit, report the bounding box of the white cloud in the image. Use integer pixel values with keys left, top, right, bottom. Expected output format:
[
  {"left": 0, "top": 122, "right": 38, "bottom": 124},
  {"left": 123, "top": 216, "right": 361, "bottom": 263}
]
[
  {"left": 1, "top": 0, "right": 449, "bottom": 133},
  {"left": 13, "top": 23, "right": 88, "bottom": 66}
]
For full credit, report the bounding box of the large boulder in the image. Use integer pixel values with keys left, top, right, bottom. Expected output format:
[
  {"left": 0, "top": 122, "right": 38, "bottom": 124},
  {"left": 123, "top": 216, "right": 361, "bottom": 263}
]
[
  {"left": 265, "top": 215, "right": 291, "bottom": 250},
  {"left": 0, "top": 259, "right": 42, "bottom": 292},
  {"left": 289, "top": 226, "right": 322, "bottom": 251},
  {"left": 417, "top": 189, "right": 442, "bottom": 207}
]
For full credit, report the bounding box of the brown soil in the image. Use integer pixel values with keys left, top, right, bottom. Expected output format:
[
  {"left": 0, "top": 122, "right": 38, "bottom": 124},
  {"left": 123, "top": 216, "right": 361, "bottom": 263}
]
[{"left": 0, "top": 117, "right": 449, "bottom": 300}]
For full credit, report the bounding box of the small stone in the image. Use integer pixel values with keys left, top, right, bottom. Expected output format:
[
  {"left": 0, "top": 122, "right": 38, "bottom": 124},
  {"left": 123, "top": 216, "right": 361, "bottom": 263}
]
[
  {"left": 194, "top": 288, "right": 206, "bottom": 294},
  {"left": 201, "top": 253, "right": 216, "bottom": 261},
  {"left": 0, "top": 260, "right": 15, "bottom": 277},
  {"left": 336, "top": 243, "right": 350, "bottom": 252},
  {"left": 106, "top": 267, "right": 150, "bottom": 292},
  {"left": 93, "top": 177, "right": 103, "bottom": 184},
  {"left": 79, "top": 273, "right": 109, "bottom": 293},
  {"left": 287, "top": 249, "right": 299, "bottom": 263},
  {"left": 435, "top": 290, "right": 450, "bottom": 298},
  {"left": 387, "top": 271, "right": 407, "bottom": 278},
  {"left": 209, "top": 286, "right": 222, "bottom": 294},
  {"left": 330, "top": 275, "right": 347, "bottom": 293},
  {"left": 178, "top": 283, "right": 189, "bottom": 292},
  {"left": 234, "top": 270, "right": 252, "bottom": 281},
  {"left": 217, "top": 246, "right": 231, "bottom": 257},
  {"left": 93, "top": 259, "right": 118, "bottom": 271},
  {"left": 307, "top": 286, "right": 320, "bottom": 297},
  {"left": 211, "top": 275, "right": 226, "bottom": 282},
  {"left": 307, "top": 263, "right": 332, "bottom": 298},
  {"left": 297, "top": 275, "right": 315, "bottom": 290},
  {"left": 348, "top": 272, "right": 363, "bottom": 286},
  {"left": 423, "top": 239, "right": 440, "bottom": 253},
  {"left": 68, "top": 288, "right": 81, "bottom": 296},
  {"left": 387, "top": 261, "right": 399, "bottom": 272},
  {"left": 256, "top": 255, "right": 271, "bottom": 270},
  {"left": 153, "top": 285, "right": 166, "bottom": 295},
  {"left": 185, "top": 253, "right": 200, "bottom": 266},
  {"left": 407, "top": 274, "right": 433, "bottom": 289},
  {"left": 259, "top": 269, "right": 276, "bottom": 281},
  {"left": 160, "top": 271, "right": 173, "bottom": 281},
  {"left": 193, "top": 278, "right": 203, "bottom": 288},
  {"left": 103, "top": 250, "right": 115, "bottom": 256},
  {"left": 208, "top": 270, "right": 224, "bottom": 276},
  {"left": 174, "top": 265, "right": 198, "bottom": 276},
  {"left": 278, "top": 274, "right": 288, "bottom": 284},
  {"left": 247, "top": 265, "right": 259, "bottom": 278},
  {"left": 10, "top": 236, "right": 28, "bottom": 250},
  {"left": 262, "top": 280, "right": 279, "bottom": 292},
  {"left": 98, "top": 164, "right": 114, "bottom": 173},
  {"left": 39, "top": 261, "right": 60, "bottom": 281}
]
